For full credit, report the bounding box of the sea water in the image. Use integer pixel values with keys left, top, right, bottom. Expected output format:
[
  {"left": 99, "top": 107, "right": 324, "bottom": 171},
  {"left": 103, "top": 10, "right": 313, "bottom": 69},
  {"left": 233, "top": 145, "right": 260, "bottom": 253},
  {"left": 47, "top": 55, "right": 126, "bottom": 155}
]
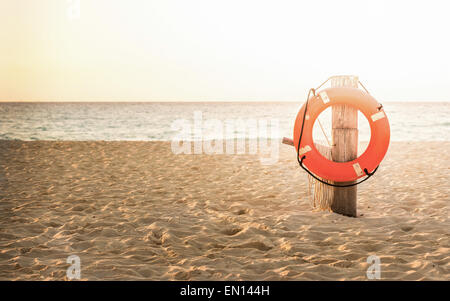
[{"left": 0, "top": 102, "right": 448, "bottom": 141}]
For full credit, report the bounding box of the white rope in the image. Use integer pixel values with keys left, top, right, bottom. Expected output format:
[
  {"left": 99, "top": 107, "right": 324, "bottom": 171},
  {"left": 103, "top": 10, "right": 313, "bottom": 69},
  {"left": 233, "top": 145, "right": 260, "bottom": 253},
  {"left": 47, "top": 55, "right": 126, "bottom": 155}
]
[{"left": 317, "top": 119, "right": 332, "bottom": 147}]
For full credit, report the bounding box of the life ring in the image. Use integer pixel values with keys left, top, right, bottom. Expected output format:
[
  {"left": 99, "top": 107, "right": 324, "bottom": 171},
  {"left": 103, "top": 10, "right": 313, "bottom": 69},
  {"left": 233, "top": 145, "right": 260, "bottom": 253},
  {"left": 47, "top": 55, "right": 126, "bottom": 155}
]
[{"left": 293, "top": 87, "right": 390, "bottom": 182}]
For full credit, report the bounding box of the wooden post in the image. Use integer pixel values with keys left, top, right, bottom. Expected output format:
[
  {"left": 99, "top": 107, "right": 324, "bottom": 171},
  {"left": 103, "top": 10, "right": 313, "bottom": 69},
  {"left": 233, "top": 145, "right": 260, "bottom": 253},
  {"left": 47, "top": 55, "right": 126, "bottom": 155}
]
[
  {"left": 282, "top": 136, "right": 333, "bottom": 210},
  {"left": 282, "top": 75, "right": 360, "bottom": 216},
  {"left": 282, "top": 137, "right": 294, "bottom": 146},
  {"left": 330, "top": 75, "right": 359, "bottom": 217}
]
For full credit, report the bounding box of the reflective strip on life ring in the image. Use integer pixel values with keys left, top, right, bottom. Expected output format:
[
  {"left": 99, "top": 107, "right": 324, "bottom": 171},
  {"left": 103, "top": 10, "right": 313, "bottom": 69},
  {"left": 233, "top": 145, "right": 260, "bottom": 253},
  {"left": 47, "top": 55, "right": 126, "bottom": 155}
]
[{"left": 293, "top": 87, "right": 390, "bottom": 182}]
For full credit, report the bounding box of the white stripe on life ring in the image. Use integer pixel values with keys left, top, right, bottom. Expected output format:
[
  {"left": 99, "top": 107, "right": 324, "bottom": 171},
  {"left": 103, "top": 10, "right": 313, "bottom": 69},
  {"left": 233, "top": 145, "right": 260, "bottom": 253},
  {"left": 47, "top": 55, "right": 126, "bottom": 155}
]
[
  {"left": 371, "top": 111, "right": 386, "bottom": 122},
  {"left": 319, "top": 92, "right": 330, "bottom": 104},
  {"left": 299, "top": 145, "right": 312, "bottom": 156},
  {"left": 353, "top": 163, "right": 364, "bottom": 177}
]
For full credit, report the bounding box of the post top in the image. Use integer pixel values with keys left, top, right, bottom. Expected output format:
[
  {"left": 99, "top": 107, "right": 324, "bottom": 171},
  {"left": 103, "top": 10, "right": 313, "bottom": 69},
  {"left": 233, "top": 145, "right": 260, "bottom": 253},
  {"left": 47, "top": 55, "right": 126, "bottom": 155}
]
[{"left": 330, "top": 75, "right": 359, "bottom": 88}]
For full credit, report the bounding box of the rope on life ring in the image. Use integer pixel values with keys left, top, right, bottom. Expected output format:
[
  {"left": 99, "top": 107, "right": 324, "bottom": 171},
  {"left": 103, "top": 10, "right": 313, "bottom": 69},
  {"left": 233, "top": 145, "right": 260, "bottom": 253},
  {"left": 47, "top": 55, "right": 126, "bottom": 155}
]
[{"left": 294, "top": 80, "right": 390, "bottom": 186}]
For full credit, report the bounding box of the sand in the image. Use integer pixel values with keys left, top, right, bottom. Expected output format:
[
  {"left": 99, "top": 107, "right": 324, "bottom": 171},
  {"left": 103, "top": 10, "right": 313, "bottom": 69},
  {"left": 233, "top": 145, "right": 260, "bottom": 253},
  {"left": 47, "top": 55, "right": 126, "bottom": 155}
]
[{"left": 0, "top": 140, "right": 448, "bottom": 280}]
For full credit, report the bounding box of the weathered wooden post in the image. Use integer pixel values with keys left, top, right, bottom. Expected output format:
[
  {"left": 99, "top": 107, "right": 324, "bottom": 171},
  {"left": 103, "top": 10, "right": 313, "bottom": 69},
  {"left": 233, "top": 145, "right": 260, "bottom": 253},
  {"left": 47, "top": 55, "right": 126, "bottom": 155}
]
[
  {"left": 330, "top": 75, "right": 359, "bottom": 217},
  {"left": 282, "top": 75, "right": 361, "bottom": 217}
]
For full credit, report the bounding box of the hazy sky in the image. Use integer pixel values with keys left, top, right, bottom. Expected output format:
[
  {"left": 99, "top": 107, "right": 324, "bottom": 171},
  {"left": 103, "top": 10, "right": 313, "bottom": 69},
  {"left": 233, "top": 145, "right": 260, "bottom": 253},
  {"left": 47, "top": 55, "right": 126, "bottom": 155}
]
[{"left": 1, "top": 0, "right": 449, "bottom": 102}]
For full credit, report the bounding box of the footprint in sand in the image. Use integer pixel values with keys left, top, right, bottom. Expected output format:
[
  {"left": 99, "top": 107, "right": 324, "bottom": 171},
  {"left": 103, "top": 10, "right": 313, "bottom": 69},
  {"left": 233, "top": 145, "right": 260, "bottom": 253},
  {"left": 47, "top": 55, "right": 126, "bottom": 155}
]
[
  {"left": 221, "top": 227, "right": 242, "bottom": 236},
  {"left": 235, "top": 208, "right": 250, "bottom": 215},
  {"left": 400, "top": 225, "right": 414, "bottom": 232},
  {"left": 235, "top": 241, "right": 272, "bottom": 252}
]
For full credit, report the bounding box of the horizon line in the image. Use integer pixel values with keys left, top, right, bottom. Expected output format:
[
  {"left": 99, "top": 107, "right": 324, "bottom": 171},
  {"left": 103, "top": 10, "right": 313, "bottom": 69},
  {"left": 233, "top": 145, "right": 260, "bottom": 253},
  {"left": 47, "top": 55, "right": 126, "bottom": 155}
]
[{"left": 1, "top": 100, "right": 449, "bottom": 104}]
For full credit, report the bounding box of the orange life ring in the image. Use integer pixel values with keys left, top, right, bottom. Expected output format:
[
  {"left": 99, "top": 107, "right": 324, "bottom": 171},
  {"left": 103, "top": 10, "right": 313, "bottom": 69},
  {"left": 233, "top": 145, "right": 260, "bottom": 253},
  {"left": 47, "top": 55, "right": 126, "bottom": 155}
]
[{"left": 293, "top": 87, "right": 390, "bottom": 182}]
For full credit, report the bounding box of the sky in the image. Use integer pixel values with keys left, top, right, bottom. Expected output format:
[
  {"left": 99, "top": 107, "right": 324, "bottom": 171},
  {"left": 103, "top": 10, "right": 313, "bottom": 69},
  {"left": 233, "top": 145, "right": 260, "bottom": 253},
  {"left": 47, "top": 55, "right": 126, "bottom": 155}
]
[{"left": 0, "top": 0, "right": 449, "bottom": 102}]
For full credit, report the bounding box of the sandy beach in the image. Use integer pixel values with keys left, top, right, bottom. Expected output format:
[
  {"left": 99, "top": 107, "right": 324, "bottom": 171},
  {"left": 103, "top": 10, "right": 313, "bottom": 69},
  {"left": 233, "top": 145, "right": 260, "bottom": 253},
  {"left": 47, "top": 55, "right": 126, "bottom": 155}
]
[{"left": 0, "top": 140, "right": 448, "bottom": 280}]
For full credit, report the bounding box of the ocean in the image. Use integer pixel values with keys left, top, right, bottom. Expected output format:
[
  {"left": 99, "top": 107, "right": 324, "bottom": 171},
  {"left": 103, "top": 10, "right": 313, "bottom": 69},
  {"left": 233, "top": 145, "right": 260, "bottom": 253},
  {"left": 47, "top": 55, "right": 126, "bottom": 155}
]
[{"left": 0, "top": 102, "right": 449, "bottom": 142}]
